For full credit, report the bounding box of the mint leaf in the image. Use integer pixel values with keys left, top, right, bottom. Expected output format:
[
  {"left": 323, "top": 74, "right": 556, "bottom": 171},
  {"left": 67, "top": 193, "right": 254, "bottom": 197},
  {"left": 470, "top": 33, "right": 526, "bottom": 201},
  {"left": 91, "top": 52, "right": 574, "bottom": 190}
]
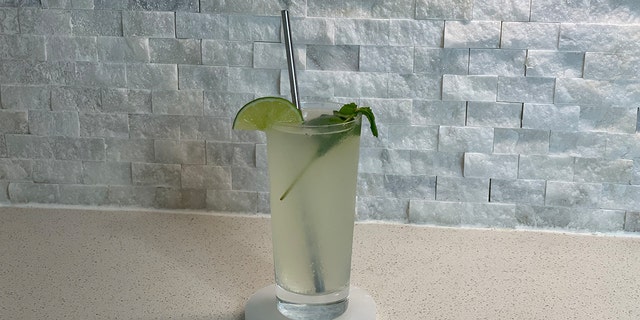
[{"left": 355, "top": 107, "right": 378, "bottom": 137}]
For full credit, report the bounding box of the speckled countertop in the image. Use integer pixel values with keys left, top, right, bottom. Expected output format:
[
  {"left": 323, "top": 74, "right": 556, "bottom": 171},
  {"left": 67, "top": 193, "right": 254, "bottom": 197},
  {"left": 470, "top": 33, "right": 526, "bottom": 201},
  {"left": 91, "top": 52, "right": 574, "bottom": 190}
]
[{"left": 1, "top": 206, "right": 639, "bottom": 320}]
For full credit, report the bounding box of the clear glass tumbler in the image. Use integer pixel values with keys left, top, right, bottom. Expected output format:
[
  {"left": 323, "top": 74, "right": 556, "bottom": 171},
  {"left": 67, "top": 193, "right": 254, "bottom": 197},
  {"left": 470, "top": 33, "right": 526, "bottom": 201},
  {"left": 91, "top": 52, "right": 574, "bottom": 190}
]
[{"left": 265, "top": 103, "right": 362, "bottom": 319}]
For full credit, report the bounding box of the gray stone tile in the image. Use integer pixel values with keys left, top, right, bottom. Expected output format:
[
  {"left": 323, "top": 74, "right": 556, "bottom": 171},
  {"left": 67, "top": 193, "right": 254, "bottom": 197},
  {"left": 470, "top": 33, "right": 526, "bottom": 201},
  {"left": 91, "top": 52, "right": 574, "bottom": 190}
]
[
  {"left": 154, "top": 188, "right": 206, "bottom": 210},
  {"left": 473, "top": 0, "right": 530, "bottom": 21},
  {"left": 0, "top": 158, "right": 31, "bottom": 180},
  {"left": 360, "top": 46, "right": 413, "bottom": 73},
  {"left": 497, "top": 77, "right": 555, "bottom": 103},
  {"left": 100, "top": 88, "right": 152, "bottom": 114},
  {"left": 414, "top": 48, "right": 468, "bottom": 75},
  {"left": 205, "top": 141, "right": 255, "bottom": 167},
  {"left": 0, "top": 181, "right": 8, "bottom": 203},
  {"left": 469, "top": 49, "right": 526, "bottom": 76},
  {"left": 79, "top": 113, "right": 129, "bottom": 138},
  {"left": 604, "top": 133, "right": 640, "bottom": 160},
  {"left": 59, "top": 184, "right": 109, "bottom": 206},
  {"left": 416, "top": 0, "right": 472, "bottom": 20},
  {"left": 149, "top": 38, "right": 200, "bottom": 64},
  {"left": 464, "top": 153, "right": 519, "bottom": 179},
  {"left": 151, "top": 90, "right": 203, "bottom": 116},
  {"left": 584, "top": 52, "right": 640, "bottom": 80},
  {"left": 383, "top": 174, "right": 436, "bottom": 199},
  {"left": 442, "top": 75, "right": 497, "bottom": 102},
  {"left": 132, "top": 162, "right": 181, "bottom": 187},
  {"left": 0, "top": 85, "right": 49, "bottom": 110},
  {"left": 8, "top": 182, "right": 59, "bottom": 204},
  {"left": 460, "top": 202, "right": 518, "bottom": 228},
  {"left": 0, "top": 34, "right": 46, "bottom": 61},
  {"left": 253, "top": 42, "right": 305, "bottom": 70},
  {"left": 106, "top": 185, "right": 157, "bottom": 207},
  {"left": 123, "top": 11, "right": 174, "bottom": 37},
  {"left": 181, "top": 165, "right": 231, "bottom": 189},
  {"left": 19, "top": 8, "right": 72, "bottom": 35},
  {"left": 549, "top": 131, "right": 607, "bottom": 158},
  {"left": 490, "top": 179, "right": 546, "bottom": 205},
  {"left": 105, "top": 138, "right": 154, "bottom": 162},
  {"left": 335, "top": 18, "right": 389, "bottom": 45},
  {"left": 290, "top": 17, "right": 334, "bottom": 45},
  {"left": 51, "top": 86, "right": 101, "bottom": 112},
  {"left": 408, "top": 200, "right": 462, "bottom": 226},
  {"left": 53, "top": 137, "right": 106, "bottom": 161},
  {"left": 356, "top": 173, "right": 385, "bottom": 197},
  {"left": 199, "top": 0, "right": 252, "bottom": 14},
  {"left": 154, "top": 140, "right": 205, "bottom": 165},
  {"left": 335, "top": 71, "right": 388, "bottom": 98},
  {"left": 309, "top": 0, "right": 414, "bottom": 18},
  {"left": 202, "top": 40, "right": 252, "bottom": 67},
  {"left": 559, "top": 23, "right": 640, "bottom": 52},
  {"left": 438, "top": 126, "right": 494, "bottom": 153},
  {"left": 6, "top": 135, "right": 54, "bottom": 159},
  {"left": 82, "top": 161, "right": 132, "bottom": 185},
  {"left": 129, "top": 114, "right": 180, "bottom": 139},
  {"left": 97, "top": 37, "right": 149, "bottom": 63},
  {"left": 0, "top": 110, "right": 28, "bottom": 134},
  {"left": 357, "top": 197, "right": 408, "bottom": 222},
  {"left": 204, "top": 91, "right": 254, "bottom": 118},
  {"left": 72, "top": 62, "right": 126, "bottom": 88},
  {"left": 388, "top": 73, "right": 440, "bottom": 100},
  {"left": 127, "top": 63, "right": 177, "bottom": 90},
  {"left": 501, "top": 22, "right": 559, "bottom": 50},
  {"left": 412, "top": 100, "right": 466, "bottom": 126},
  {"left": 46, "top": 36, "right": 97, "bottom": 62},
  {"left": 436, "top": 176, "right": 489, "bottom": 202},
  {"left": 467, "top": 101, "right": 522, "bottom": 128},
  {"left": 231, "top": 166, "right": 268, "bottom": 192},
  {"left": 522, "top": 104, "right": 580, "bottom": 131},
  {"left": 32, "top": 160, "right": 82, "bottom": 184},
  {"left": 493, "top": 128, "right": 549, "bottom": 155},
  {"left": 518, "top": 155, "right": 574, "bottom": 181},
  {"left": 389, "top": 19, "right": 443, "bottom": 46},
  {"left": 444, "top": 21, "right": 501, "bottom": 48},
  {"left": 229, "top": 15, "right": 279, "bottom": 42},
  {"left": 0, "top": 136, "right": 6, "bottom": 158},
  {"left": 545, "top": 181, "right": 602, "bottom": 208},
  {"left": 574, "top": 158, "right": 633, "bottom": 184},
  {"left": 531, "top": 0, "right": 640, "bottom": 23},
  {"left": 176, "top": 12, "right": 228, "bottom": 39},
  {"left": 127, "top": 0, "right": 199, "bottom": 12},
  {"left": 387, "top": 125, "right": 438, "bottom": 150},
  {"left": 0, "top": 8, "right": 18, "bottom": 34},
  {"left": 71, "top": 9, "right": 122, "bottom": 36},
  {"left": 306, "top": 45, "right": 359, "bottom": 71},
  {"left": 206, "top": 189, "right": 257, "bottom": 213},
  {"left": 526, "top": 50, "right": 584, "bottom": 78},
  {"left": 410, "top": 150, "right": 464, "bottom": 177},
  {"left": 179, "top": 65, "right": 228, "bottom": 91},
  {"left": 625, "top": 212, "right": 640, "bottom": 232}
]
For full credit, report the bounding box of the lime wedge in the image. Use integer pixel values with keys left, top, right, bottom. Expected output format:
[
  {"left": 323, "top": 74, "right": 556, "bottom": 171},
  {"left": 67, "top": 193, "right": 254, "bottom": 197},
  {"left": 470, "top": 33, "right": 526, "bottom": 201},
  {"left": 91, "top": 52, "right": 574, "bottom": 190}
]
[{"left": 232, "top": 97, "right": 303, "bottom": 131}]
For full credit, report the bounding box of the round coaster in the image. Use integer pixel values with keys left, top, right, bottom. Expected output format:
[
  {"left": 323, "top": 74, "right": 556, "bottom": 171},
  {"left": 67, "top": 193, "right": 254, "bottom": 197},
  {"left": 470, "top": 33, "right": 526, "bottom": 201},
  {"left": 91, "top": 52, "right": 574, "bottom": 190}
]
[{"left": 245, "top": 285, "right": 376, "bottom": 320}]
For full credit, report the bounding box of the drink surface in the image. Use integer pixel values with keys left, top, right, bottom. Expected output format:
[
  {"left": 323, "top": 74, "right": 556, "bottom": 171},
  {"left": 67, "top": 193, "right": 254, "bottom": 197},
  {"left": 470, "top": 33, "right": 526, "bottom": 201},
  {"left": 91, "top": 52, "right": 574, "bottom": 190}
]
[{"left": 266, "top": 109, "right": 362, "bottom": 297}]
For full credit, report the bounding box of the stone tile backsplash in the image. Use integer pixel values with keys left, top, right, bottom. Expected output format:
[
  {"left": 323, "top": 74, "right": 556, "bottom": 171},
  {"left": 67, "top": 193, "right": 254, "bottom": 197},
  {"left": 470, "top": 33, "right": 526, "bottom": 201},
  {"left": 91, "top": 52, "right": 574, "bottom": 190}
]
[{"left": 0, "top": 0, "right": 639, "bottom": 233}]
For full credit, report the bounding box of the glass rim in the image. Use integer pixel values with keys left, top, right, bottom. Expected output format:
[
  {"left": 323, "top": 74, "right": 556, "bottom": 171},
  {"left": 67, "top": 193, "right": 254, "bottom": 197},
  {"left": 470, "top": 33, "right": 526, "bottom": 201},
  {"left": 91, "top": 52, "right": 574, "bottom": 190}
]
[{"left": 270, "top": 107, "right": 362, "bottom": 132}]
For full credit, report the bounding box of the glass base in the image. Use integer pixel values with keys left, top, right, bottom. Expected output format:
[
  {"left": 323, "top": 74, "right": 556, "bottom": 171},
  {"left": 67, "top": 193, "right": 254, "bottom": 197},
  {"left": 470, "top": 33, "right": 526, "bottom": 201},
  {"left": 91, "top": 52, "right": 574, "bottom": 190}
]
[
  {"left": 277, "top": 297, "right": 348, "bottom": 320},
  {"left": 245, "top": 285, "right": 376, "bottom": 320}
]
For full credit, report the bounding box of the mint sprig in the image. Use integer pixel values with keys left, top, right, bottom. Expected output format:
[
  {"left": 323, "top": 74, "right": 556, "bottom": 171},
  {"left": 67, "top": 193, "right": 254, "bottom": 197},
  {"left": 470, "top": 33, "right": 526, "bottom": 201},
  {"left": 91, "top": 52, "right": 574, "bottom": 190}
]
[{"left": 279, "top": 102, "right": 377, "bottom": 200}]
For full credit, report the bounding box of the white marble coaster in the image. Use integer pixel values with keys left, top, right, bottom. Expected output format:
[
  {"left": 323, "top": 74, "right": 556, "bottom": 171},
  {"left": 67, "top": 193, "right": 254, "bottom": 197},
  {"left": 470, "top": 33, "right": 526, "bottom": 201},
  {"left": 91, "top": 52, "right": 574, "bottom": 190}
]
[{"left": 245, "top": 285, "right": 376, "bottom": 320}]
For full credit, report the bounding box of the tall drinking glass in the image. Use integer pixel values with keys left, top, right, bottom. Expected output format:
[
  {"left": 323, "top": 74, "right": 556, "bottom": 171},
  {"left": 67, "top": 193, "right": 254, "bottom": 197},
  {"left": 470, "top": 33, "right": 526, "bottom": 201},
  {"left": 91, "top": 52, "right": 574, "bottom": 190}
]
[{"left": 266, "top": 102, "right": 362, "bottom": 319}]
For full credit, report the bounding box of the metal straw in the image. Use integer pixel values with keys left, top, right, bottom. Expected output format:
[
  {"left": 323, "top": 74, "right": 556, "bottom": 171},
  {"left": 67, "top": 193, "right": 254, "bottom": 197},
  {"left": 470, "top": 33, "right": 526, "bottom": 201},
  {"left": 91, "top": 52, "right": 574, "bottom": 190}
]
[{"left": 281, "top": 10, "right": 301, "bottom": 110}]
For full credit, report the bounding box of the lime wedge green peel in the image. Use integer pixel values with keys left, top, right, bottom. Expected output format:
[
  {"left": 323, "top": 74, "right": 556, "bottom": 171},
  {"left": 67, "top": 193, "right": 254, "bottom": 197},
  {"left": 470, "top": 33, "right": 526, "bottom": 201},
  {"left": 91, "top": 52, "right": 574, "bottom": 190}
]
[{"left": 232, "top": 97, "right": 303, "bottom": 131}]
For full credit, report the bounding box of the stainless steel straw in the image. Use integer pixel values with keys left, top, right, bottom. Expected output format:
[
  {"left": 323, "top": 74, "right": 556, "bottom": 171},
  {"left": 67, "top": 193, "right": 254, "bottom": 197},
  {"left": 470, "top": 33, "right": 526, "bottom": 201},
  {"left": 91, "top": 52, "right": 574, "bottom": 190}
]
[{"left": 281, "top": 10, "right": 301, "bottom": 110}]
